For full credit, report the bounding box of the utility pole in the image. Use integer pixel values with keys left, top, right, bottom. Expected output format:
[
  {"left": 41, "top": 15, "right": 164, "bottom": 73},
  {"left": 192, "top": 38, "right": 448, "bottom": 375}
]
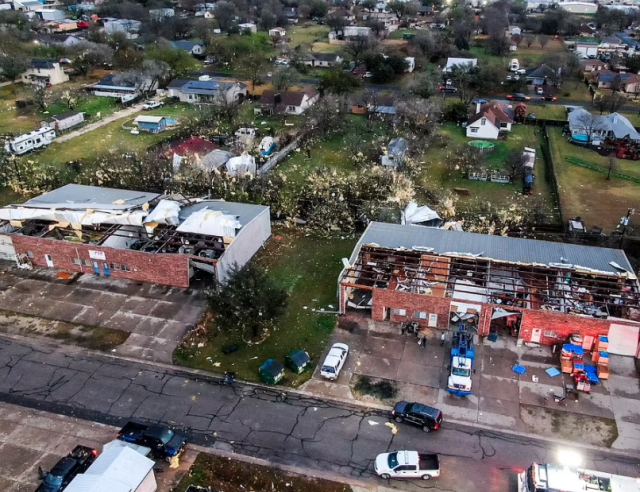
[{"left": 619, "top": 208, "right": 635, "bottom": 249}]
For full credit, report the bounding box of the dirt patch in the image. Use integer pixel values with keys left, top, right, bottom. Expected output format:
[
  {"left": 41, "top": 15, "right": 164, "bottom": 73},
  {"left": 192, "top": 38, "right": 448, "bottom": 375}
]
[
  {"left": 173, "top": 453, "right": 352, "bottom": 492},
  {"left": 521, "top": 404, "right": 618, "bottom": 448},
  {"left": 351, "top": 375, "right": 399, "bottom": 405},
  {"left": 0, "top": 310, "right": 129, "bottom": 351}
]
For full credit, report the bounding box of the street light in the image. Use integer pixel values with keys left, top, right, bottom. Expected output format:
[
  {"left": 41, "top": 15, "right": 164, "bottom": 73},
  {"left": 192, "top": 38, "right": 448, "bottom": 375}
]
[{"left": 557, "top": 449, "right": 583, "bottom": 468}]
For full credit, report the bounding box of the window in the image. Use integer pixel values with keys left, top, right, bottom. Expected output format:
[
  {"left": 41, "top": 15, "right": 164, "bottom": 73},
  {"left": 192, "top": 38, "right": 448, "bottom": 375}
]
[
  {"left": 26, "top": 251, "right": 34, "bottom": 258},
  {"left": 287, "top": 105, "right": 296, "bottom": 112},
  {"left": 414, "top": 311, "right": 427, "bottom": 319},
  {"left": 393, "top": 309, "right": 407, "bottom": 316},
  {"left": 82, "top": 259, "right": 92, "bottom": 266},
  {"left": 470, "top": 128, "right": 478, "bottom": 134},
  {"left": 121, "top": 265, "right": 131, "bottom": 272},
  {"left": 481, "top": 118, "right": 486, "bottom": 126},
  {"left": 71, "top": 258, "right": 81, "bottom": 266}
]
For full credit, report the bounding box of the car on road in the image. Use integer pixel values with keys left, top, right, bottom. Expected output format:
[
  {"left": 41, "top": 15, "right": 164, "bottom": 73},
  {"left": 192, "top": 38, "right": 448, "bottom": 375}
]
[
  {"left": 374, "top": 451, "right": 440, "bottom": 480},
  {"left": 536, "top": 87, "right": 544, "bottom": 95},
  {"left": 541, "top": 95, "right": 558, "bottom": 101},
  {"left": 142, "top": 100, "right": 164, "bottom": 110},
  {"left": 507, "top": 93, "right": 530, "bottom": 101},
  {"left": 117, "top": 421, "right": 187, "bottom": 461},
  {"left": 363, "top": 71, "right": 373, "bottom": 78},
  {"left": 439, "top": 85, "right": 458, "bottom": 93},
  {"left": 36, "top": 445, "right": 97, "bottom": 492},
  {"left": 392, "top": 401, "right": 443, "bottom": 432},
  {"left": 320, "top": 342, "right": 349, "bottom": 380}
]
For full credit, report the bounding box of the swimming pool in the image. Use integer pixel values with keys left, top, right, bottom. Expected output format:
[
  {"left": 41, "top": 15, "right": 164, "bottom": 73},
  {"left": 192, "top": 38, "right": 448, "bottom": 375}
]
[{"left": 572, "top": 134, "right": 589, "bottom": 143}]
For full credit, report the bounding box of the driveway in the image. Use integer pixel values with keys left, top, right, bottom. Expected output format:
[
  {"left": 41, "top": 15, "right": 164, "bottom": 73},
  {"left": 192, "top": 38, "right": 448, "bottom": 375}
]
[
  {"left": 54, "top": 103, "right": 144, "bottom": 143},
  {"left": 303, "top": 315, "right": 640, "bottom": 452},
  {"left": 0, "top": 263, "right": 208, "bottom": 363}
]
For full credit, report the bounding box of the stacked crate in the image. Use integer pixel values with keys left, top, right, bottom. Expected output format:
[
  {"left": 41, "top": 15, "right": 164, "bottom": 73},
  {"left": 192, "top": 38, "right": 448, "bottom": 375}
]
[{"left": 597, "top": 351, "right": 610, "bottom": 380}]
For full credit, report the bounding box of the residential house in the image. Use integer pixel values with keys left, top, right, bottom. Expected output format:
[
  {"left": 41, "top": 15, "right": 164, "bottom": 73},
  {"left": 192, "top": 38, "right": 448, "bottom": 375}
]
[
  {"left": 418, "top": 5, "right": 433, "bottom": 15},
  {"left": 268, "top": 27, "right": 286, "bottom": 37},
  {"left": 102, "top": 18, "right": 141, "bottom": 38},
  {"left": 509, "top": 26, "right": 522, "bottom": 36},
  {"left": 134, "top": 115, "right": 167, "bottom": 133},
  {"left": 149, "top": 8, "right": 174, "bottom": 20},
  {"left": 615, "top": 32, "right": 640, "bottom": 52},
  {"left": 372, "top": 95, "right": 397, "bottom": 115},
  {"left": 621, "top": 74, "right": 640, "bottom": 95},
  {"left": 239, "top": 22, "right": 257, "bottom": 33},
  {"left": 0, "top": 184, "right": 272, "bottom": 287},
  {"left": 329, "top": 26, "right": 372, "bottom": 40},
  {"left": 41, "top": 111, "right": 84, "bottom": 131},
  {"left": 166, "top": 79, "right": 189, "bottom": 98},
  {"left": 595, "top": 70, "right": 633, "bottom": 89},
  {"left": 169, "top": 136, "right": 219, "bottom": 159},
  {"left": 568, "top": 108, "right": 640, "bottom": 143},
  {"left": 89, "top": 73, "right": 157, "bottom": 102},
  {"left": 338, "top": 222, "right": 640, "bottom": 350},
  {"left": 366, "top": 12, "right": 399, "bottom": 32},
  {"left": 35, "top": 8, "right": 65, "bottom": 21},
  {"left": 171, "top": 40, "right": 205, "bottom": 56},
  {"left": 380, "top": 137, "right": 407, "bottom": 168},
  {"left": 13, "top": 0, "right": 43, "bottom": 11},
  {"left": 304, "top": 53, "right": 343, "bottom": 67},
  {"left": 443, "top": 57, "right": 477, "bottom": 73},
  {"left": 195, "top": 10, "right": 215, "bottom": 18},
  {"left": 525, "top": 64, "right": 558, "bottom": 85},
  {"left": 466, "top": 101, "right": 513, "bottom": 140},
  {"left": 259, "top": 87, "right": 319, "bottom": 115},
  {"left": 35, "top": 33, "right": 81, "bottom": 47},
  {"left": 284, "top": 7, "right": 298, "bottom": 23},
  {"left": 21, "top": 59, "right": 69, "bottom": 86},
  {"left": 575, "top": 41, "right": 599, "bottom": 58},
  {"left": 599, "top": 35, "right": 626, "bottom": 53},
  {"left": 583, "top": 59, "right": 608, "bottom": 72},
  {"left": 558, "top": 1, "right": 598, "bottom": 14},
  {"left": 172, "top": 79, "right": 248, "bottom": 104}
]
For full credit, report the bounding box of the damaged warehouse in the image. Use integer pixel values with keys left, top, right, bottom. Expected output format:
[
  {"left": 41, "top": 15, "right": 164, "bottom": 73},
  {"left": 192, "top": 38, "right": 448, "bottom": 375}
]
[
  {"left": 0, "top": 184, "right": 271, "bottom": 288},
  {"left": 339, "top": 222, "right": 640, "bottom": 355}
]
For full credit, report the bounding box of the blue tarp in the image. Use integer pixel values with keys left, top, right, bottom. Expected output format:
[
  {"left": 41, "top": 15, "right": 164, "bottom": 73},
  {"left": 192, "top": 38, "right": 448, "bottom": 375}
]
[
  {"left": 562, "top": 343, "right": 584, "bottom": 356},
  {"left": 546, "top": 367, "right": 561, "bottom": 377},
  {"left": 513, "top": 364, "right": 527, "bottom": 375}
]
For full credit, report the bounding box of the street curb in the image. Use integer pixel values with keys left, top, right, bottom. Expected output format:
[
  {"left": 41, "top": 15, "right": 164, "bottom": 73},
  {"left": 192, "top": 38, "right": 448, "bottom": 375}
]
[
  {"left": 188, "top": 443, "right": 382, "bottom": 491},
  {"left": 3, "top": 332, "right": 640, "bottom": 460}
]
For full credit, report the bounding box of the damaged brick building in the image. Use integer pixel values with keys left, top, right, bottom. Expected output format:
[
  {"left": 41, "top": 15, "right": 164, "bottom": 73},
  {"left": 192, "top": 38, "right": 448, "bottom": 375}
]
[
  {"left": 339, "top": 222, "right": 640, "bottom": 356},
  {"left": 0, "top": 185, "right": 271, "bottom": 288}
]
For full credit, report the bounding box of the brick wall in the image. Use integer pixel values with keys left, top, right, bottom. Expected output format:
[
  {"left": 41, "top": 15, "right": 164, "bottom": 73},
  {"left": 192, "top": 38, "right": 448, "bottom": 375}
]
[
  {"left": 372, "top": 288, "right": 451, "bottom": 330},
  {"left": 7, "top": 234, "right": 191, "bottom": 288}
]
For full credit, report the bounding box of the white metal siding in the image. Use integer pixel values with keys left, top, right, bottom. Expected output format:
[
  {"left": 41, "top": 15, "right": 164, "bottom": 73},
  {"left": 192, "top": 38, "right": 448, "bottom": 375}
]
[
  {"left": 0, "top": 235, "right": 15, "bottom": 261},
  {"left": 608, "top": 323, "right": 639, "bottom": 357},
  {"left": 135, "top": 470, "right": 157, "bottom": 492}
]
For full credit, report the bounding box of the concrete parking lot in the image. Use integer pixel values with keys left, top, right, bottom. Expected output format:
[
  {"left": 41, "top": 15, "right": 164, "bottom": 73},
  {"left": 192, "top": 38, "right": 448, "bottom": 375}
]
[
  {"left": 303, "top": 314, "right": 640, "bottom": 452},
  {"left": 0, "top": 263, "right": 208, "bottom": 363}
]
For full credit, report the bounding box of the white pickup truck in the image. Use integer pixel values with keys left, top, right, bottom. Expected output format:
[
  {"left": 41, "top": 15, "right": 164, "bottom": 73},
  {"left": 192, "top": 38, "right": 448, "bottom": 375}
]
[{"left": 374, "top": 451, "right": 440, "bottom": 480}]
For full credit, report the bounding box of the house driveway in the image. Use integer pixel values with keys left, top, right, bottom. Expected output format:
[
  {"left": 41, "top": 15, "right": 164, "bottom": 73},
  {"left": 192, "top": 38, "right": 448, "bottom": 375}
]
[
  {"left": 302, "top": 314, "right": 640, "bottom": 452},
  {"left": 0, "top": 262, "right": 208, "bottom": 363}
]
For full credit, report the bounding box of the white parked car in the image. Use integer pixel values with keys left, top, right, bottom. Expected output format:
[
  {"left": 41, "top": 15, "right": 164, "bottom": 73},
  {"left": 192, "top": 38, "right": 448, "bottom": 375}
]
[
  {"left": 142, "top": 100, "right": 164, "bottom": 110},
  {"left": 320, "top": 343, "right": 349, "bottom": 380},
  {"left": 375, "top": 451, "right": 440, "bottom": 480},
  {"left": 363, "top": 72, "right": 373, "bottom": 78}
]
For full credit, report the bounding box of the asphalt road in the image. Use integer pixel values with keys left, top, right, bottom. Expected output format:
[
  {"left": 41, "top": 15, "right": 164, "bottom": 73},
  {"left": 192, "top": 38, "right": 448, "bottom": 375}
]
[{"left": 1, "top": 337, "right": 638, "bottom": 492}]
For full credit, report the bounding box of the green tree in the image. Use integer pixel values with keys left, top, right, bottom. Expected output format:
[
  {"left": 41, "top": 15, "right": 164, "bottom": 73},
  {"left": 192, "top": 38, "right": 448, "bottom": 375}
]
[
  {"left": 318, "top": 69, "right": 361, "bottom": 95},
  {"left": 147, "top": 44, "right": 199, "bottom": 77},
  {"left": 272, "top": 66, "right": 300, "bottom": 91},
  {"left": 0, "top": 52, "right": 30, "bottom": 82},
  {"left": 208, "top": 263, "right": 288, "bottom": 339}
]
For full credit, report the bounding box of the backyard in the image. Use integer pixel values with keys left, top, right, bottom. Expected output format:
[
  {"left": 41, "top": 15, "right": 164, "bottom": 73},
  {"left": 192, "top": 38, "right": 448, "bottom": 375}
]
[
  {"left": 174, "top": 230, "right": 357, "bottom": 386},
  {"left": 548, "top": 127, "right": 640, "bottom": 231}
]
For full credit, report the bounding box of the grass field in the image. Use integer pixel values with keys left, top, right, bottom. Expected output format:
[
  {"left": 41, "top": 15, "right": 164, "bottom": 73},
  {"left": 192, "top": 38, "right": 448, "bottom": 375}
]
[
  {"left": 0, "top": 86, "right": 39, "bottom": 134},
  {"left": 527, "top": 103, "right": 567, "bottom": 121},
  {"left": 288, "top": 23, "right": 331, "bottom": 48},
  {"left": 174, "top": 231, "right": 357, "bottom": 386},
  {"left": 548, "top": 127, "right": 640, "bottom": 231}
]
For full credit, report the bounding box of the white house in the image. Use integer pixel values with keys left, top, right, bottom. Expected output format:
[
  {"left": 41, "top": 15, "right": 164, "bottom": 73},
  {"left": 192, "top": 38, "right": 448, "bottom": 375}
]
[
  {"left": 171, "top": 40, "right": 204, "bottom": 56},
  {"left": 239, "top": 22, "right": 257, "bottom": 33},
  {"left": 102, "top": 18, "right": 141, "bottom": 38},
  {"left": 558, "top": 1, "right": 598, "bottom": 14},
  {"left": 405, "top": 57, "right": 415, "bottom": 72},
  {"left": 304, "top": 53, "right": 343, "bottom": 67},
  {"left": 172, "top": 78, "right": 248, "bottom": 104},
  {"left": 195, "top": 10, "right": 215, "bottom": 18},
  {"left": 149, "top": 7, "right": 174, "bottom": 20},
  {"left": 21, "top": 59, "right": 69, "bottom": 86},
  {"left": 568, "top": 109, "right": 640, "bottom": 144},
  {"left": 35, "top": 8, "right": 65, "bottom": 21},
  {"left": 443, "top": 57, "right": 478, "bottom": 73},
  {"left": 268, "top": 27, "right": 286, "bottom": 37},
  {"left": 329, "top": 26, "right": 372, "bottom": 40},
  {"left": 41, "top": 111, "right": 84, "bottom": 131},
  {"left": 259, "top": 87, "right": 320, "bottom": 115},
  {"left": 575, "top": 42, "right": 599, "bottom": 57},
  {"left": 466, "top": 101, "right": 514, "bottom": 140}
]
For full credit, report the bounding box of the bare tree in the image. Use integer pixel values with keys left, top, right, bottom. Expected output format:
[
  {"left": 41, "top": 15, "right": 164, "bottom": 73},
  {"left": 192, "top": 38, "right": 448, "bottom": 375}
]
[
  {"left": 605, "top": 91, "right": 626, "bottom": 113},
  {"left": 524, "top": 34, "right": 535, "bottom": 48},
  {"left": 70, "top": 41, "right": 114, "bottom": 77},
  {"left": 272, "top": 66, "right": 299, "bottom": 90},
  {"left": 448, "top": 63, "right": 479, "bottom": 106},
  {"left": 57, "top": 88, "right": 86, "bottom": 110},
  {"left": 345, "top": 35, "right": 376, "bottom": 63},
  {"left": 537, "top": 34, "right": 550, "bottom": 49},
  {"left": 0, "top": 52, "right": 30, "bottom": 82},
  {"left": 574, "top": 110, "right": 606, "bottom": 144},
  {"left": 607, "top": 157, "right": 617, "bottom": 180},
  {"left": 396, "top": 98, "right": 442, "bottom": 137},
  {"left": 593, "top": 94, "right": 609, "bottom": 115},
  {"left": 236, "top": 51, "right": 267, "bottom": 90},
  {"left": 114, "top": 59, "right": 169, "bottom": 98},
  {"left": 387, "top": 0, "right": 417, "bottom": 25},
  {"left": 326, "top": 11, "right": 347, "bottom": 36}
]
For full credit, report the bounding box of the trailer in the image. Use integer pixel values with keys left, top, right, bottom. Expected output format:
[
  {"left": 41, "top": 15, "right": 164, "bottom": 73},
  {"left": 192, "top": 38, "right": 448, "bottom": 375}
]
[
  {"left": 4, "top": 127, "right": 56, "bottom": 155},
  {"left": 519, "top": 462, "right": 640, "bottom": 492},
  {"left": 447, "top": 324, "right": 475, "bottom": 397}
]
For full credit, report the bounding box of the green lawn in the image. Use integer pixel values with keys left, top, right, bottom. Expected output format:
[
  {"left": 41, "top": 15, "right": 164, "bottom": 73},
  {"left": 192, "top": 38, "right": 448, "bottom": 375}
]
[
  {"left": 388, "top": 28, "right": 417, "bottom": 40},
  {"left": 288, "top": 23, "right": 331, "bottom": 48},
  {"left": 548, "top": 127, "right": 640, "bottom": 231},
  {"left": 41, "top": 96, "right": 118, "bottom": 123},
  {"left": 0, "top": 85, "right": 39, "bottom": 134},
  {"left": 527, "top": 103, "right": 567, "bottom": 121},
  {"left": 174, "top": 231, "right": 357, "bottom": 386}
]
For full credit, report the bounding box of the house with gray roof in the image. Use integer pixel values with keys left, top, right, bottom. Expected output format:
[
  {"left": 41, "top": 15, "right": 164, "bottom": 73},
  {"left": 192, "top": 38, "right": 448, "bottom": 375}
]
[
  {"left": 171, "top": 40, "right": 204, "bottom": 56},
  {"left": 20, "top": 59, "right": 69, "bottom": 86},
  {"left": 338, "top": 222, "right": 640, "bottom": 351},
  {"left": 568, "top": 108, "right": 640, "bottom": 144},
  {"left": 171, "top": 78, "right": 247, "bottom": 104}
]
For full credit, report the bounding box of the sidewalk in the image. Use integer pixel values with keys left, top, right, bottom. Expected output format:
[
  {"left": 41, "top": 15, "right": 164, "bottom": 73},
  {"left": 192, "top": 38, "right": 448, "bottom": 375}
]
[{"left": 54, "top": 103, "right": 143, "bottom": 143}]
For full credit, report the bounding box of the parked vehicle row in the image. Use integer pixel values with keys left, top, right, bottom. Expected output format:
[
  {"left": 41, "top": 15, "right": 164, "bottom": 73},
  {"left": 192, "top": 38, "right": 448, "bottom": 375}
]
[{"left": 36, "top": 446, "right": 97, "bottom": 492}]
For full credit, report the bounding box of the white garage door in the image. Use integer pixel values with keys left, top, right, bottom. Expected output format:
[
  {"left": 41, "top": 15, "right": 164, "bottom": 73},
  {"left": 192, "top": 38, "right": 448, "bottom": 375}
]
[{"left": 608, "top": 323, "right": 640, "bottom": 357}]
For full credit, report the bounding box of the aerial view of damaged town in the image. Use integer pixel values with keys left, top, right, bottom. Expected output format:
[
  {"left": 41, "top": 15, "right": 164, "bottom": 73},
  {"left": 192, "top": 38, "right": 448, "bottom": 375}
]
[{"left": 1, "top": 0, "right": 640, "bottom": 490}]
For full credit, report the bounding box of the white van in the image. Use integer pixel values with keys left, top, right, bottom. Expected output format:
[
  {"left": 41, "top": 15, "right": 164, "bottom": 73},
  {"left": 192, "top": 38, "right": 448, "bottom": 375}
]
[{"left": 509, "top": 59, "right": 519, "bottom": 72}]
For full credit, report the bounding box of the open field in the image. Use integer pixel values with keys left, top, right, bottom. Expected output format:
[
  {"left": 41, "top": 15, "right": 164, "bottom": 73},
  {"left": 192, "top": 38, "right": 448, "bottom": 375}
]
[
  {"left": 548, "top": 126, "right": 640, "bottom": 231},
  {"left": 174, "top": 230, "right": 357, "bottom": 386},
  {"left": 0, "top": 85, "right": 39, "bottom": 134},
  {"left": 288, "top": 23, "right": 331, "bottom": 48}
]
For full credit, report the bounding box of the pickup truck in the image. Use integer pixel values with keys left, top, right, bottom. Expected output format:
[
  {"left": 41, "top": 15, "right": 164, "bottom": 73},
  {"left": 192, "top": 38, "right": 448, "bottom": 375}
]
[
  {"left": 36, "top": 445, "right": 97, "bottom": 492},
  {"left": 374, "top": 450, "right": 440, "bottom": 480},
  {"left": 117, "top": 421, "right": 187, "bottom": 461}
]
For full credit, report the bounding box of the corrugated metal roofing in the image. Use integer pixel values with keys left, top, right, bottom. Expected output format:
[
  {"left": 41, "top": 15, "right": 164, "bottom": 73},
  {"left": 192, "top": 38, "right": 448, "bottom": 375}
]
[
  {"left": 21, "top": 184, "right": 161, "bottom": 211},
  {"left": 180, "top": 200, "right": 268, "bottom": 227},
  {"left": 349, "top": 222, "right": 634, "bottom": 275}
]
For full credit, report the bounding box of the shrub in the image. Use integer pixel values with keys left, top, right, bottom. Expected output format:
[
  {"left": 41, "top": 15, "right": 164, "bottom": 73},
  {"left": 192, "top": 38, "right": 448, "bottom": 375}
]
[{"left": 354, "top": 375, "right": 397, "bottom": 400}]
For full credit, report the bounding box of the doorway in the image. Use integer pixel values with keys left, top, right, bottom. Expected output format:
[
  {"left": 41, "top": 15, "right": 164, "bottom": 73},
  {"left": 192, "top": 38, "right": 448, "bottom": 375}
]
[{"left": 44, "top": 254, "right": 54, "bottom": 268}]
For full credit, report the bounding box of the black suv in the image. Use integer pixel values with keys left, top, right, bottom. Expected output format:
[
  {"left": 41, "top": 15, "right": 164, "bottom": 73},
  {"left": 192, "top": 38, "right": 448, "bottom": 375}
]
[
  {"left": 36, "top": 445, "right": 97, "bottom": 492},
  {"left": 392, "top": 401, "right": 443, "bottom": 433}
]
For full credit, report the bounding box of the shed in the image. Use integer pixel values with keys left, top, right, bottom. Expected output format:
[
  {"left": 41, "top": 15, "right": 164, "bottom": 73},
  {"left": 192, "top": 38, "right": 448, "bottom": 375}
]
[
  {"left": 285, "top": 350, "right": 311, "bottom": 374},
  {"left": 134, "top": 115, "right": 167, "bottom": 133},
  {"left": 381, "top": 137, "right": 408, "bottom": 167},
  {"left": 259, "top": 359, "right": 285, "bottom": 385},
  {"left": 41, "top": 111, "right": 84, "bottom": 131}
]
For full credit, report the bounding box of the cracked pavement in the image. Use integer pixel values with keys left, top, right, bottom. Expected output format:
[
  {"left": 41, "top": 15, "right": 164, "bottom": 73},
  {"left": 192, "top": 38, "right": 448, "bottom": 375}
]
[{"left": 0, "top": 338, "right": 638, "bottom": 492}]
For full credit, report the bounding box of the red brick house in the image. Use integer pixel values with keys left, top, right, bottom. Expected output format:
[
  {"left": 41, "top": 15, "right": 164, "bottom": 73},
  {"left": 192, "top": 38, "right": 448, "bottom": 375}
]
[
  {"left": 0, "top": 185, "right": 271, "bottom": 288},
  {"left": 338, "top": 222, "right": 640, "bottom": 355}
]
